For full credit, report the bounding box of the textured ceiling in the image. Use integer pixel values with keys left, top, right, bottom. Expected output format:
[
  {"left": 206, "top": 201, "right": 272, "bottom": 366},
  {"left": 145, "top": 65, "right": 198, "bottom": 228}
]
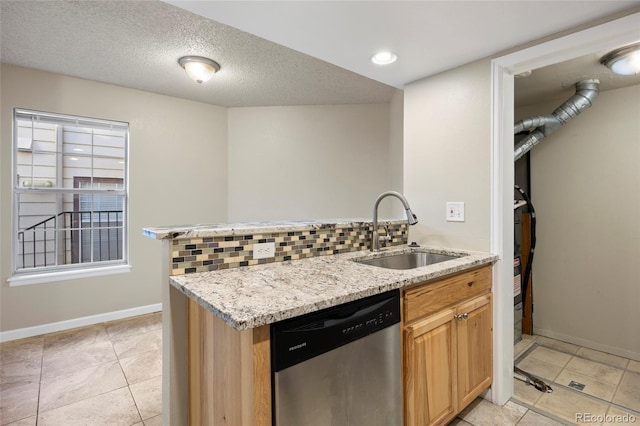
[
  {"left": 0, "top": 1, "right": 396, "bottom": 107},
  {"left": 1, "top": 1, "right": 639, "bottom": 108}
]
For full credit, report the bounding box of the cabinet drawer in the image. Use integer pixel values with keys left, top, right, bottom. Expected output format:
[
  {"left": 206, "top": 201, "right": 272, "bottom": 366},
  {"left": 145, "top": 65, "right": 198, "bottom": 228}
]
[{"left": 404, "top": 266, "right": 491, "bottom": 323}]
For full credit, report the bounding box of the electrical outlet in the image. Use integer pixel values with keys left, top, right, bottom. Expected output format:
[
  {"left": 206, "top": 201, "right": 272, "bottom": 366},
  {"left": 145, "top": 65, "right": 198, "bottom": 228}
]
[
  {"left": 446, "top": 202, "right": 465, "bottom": 222},
  {"left": 253, "top": 242, "right": 275, "bottom": 260}
]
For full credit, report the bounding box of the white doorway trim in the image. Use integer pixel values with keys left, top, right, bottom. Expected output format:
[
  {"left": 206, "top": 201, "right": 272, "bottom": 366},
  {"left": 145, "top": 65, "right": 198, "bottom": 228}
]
[{"left": 490, "top": 12, "right": 640, "bottom": 405}]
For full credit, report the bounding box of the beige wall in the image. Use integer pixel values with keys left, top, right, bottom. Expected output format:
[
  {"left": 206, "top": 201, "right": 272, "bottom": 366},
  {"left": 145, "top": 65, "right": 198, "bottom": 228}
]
[
  {"left": 227, "top": 104, "right": 395, "bottom": 221},
  {"left": 388, "top": 89, "right": 405, "bottom": 217},
  {"left": 389, "top": 89, "right": 404, "bottom": 193},
  {"left": 1, "top": 65, "right": 402, "bottom": 334},
  {"left": 0, "top": 65, "right": 228, "bottom": 332},
  {"left": 404, "top": 59, "right": 492, "bottom": 251},
  {"left": 520, "top": 85, "right": 640, "bottom": 358}
]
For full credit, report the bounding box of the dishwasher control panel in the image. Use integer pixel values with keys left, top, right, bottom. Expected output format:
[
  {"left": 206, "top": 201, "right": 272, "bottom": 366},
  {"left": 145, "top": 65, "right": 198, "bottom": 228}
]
[
  {"left": 271, "top": 289, "right": 400, "bottom": 372},
  {"left": 344, "top": 309, "right": 396, "bottom": 335}
]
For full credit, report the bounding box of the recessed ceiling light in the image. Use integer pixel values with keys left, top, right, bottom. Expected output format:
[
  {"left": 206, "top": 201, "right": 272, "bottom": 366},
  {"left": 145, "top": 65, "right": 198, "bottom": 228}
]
[
  {"left": 600, "top": 43, "right": 640, "bottom": 75},
  {"left": 371, "top": 51, "right": 397, "bottom": 65}
]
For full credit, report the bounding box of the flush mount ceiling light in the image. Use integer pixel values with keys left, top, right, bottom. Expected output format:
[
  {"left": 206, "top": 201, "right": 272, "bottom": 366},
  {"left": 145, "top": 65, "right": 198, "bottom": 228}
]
[
  {"left": 178, "top": 56, "right": 220, "bottom": 84},
  {"left": 600, "top": 43, "right": 640, "bottom": 76},
  {"left": 371, "top": 51, "right": 397, "bottom": 65}
]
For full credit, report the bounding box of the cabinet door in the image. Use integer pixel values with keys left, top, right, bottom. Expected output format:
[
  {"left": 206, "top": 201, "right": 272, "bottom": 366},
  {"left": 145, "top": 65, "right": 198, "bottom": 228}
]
[
  {"left": 404, "top": 308, "right": 457, "bottom": 426},
  {"left": 455, "top": 294, "right": 492, "bottom": 408}
]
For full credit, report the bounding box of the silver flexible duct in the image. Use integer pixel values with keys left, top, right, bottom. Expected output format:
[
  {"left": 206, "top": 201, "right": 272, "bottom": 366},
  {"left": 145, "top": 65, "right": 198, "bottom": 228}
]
[{"left": 514, "top": 79, "right": 600, "bottom": 161}]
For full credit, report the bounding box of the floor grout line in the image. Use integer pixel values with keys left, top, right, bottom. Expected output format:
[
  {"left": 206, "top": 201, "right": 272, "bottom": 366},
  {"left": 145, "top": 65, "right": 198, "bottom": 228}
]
[
  {"left": 509, "top": 397, "right": 574, "bottom": 425},
  {"left": 514, "top": 341, "right": 540, "bottom": 364},
  {"left": 125, "top": 384, "right": 144, "bottom": 426},
  {"left": 514, "top": 336, "right": 640, "bottom": 423},
  {"left": 35, "top": 337, "right": 44, "bottom": 426}
]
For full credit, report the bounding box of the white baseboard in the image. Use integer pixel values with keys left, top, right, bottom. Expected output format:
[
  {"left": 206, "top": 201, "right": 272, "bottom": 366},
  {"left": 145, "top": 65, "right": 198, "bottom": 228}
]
[
  {"left": 0, "top": 303, "right": 162, "bottom": 343},
  {"left": 535, "top": 327, "right": 640, "bottom": 362}
]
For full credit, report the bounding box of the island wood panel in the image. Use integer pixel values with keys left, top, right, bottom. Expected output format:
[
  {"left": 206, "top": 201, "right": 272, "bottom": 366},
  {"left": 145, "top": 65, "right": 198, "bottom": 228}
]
[
  {"left": 404, "top": 266, "right": 491, "bottom": 323},
  {"left": 188, "top": 300, "right": 271, "bottom": 426},
  {"left": 252, "top": 325, "right": 272, "bottom": 426}
]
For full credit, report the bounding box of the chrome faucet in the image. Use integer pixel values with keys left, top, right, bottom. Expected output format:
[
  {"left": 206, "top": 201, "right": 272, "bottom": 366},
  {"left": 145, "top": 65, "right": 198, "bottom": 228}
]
[{"left": 371, "top": 191, "right": 418, "bottom": 252}]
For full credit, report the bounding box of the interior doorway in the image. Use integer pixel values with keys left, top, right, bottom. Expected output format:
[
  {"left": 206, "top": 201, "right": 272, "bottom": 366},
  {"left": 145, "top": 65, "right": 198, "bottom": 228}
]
[{"left": 490, "top": 11, "right": 640, "bottom": 405}]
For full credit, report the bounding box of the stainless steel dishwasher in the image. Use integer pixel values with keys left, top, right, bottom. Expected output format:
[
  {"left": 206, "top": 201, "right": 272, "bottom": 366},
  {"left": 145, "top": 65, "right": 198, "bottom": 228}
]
[{"left": 271, "top": 289, "right": 402, "bottom": 426}]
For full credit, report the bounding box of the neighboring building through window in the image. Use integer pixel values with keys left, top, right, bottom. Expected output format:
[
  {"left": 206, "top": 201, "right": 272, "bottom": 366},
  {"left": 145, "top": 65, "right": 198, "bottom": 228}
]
[
  {"left": 13, "top": 109, "right": 128, "bottom": 277},
  {"left": 73, "top": 176, "right": 125, "bottom": 264}
]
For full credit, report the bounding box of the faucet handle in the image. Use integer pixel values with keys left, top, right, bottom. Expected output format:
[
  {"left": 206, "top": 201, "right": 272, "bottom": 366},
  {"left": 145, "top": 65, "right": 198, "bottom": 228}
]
[
  {"left": 379, "top": 225, "right": 391, "bottom": 246},
  {"left": 407, "top": 211, "right": 418, "bottom": 225}
]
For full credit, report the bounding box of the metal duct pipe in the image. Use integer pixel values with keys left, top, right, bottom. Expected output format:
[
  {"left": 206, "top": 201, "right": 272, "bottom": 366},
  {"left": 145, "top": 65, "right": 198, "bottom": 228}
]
[{"left": 514, "top": 79, "right": 600, "bottom": 161}]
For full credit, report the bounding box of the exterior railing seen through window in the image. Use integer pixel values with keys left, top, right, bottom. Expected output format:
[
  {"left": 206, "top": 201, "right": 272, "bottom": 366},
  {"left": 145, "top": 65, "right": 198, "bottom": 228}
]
[{"left": 17, "top": 210, "right": 124, "bottom": 270}]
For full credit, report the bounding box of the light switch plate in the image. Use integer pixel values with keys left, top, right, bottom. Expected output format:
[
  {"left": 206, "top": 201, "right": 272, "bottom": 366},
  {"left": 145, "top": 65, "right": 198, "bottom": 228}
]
[{"left": 446, "top": 202, "right": 465, "bottom": 222}]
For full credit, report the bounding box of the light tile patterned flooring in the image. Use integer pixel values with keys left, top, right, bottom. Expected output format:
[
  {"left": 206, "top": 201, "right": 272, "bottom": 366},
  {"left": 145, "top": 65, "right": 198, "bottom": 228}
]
[
  {"left": 0, "top": 312, "right": 162, "bottom": 426},
  {"left": 2, "top": 315, "right": 639, "bottom": 426},
  {"left": 451, "top": 334, "right": 639, "bottom": 426},
  {"left": 508, "top": 334, "right": 640, "bottom": 425}
]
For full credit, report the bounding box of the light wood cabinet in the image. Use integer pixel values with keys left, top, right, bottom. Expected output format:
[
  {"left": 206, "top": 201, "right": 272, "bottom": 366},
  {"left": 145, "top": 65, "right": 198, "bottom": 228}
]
[
  {"left": 404, "top": 307, "right": 457, "bottom": 426},
  {"left": 456, "top": 294, "right": 492, "bottom": 409},
  {"left": 403, "top": 267, "right": 493, "bottom": 426}
]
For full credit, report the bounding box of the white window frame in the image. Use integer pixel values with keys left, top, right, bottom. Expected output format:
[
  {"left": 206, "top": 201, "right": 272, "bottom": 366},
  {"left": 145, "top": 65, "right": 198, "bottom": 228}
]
[{"left": 9, "top": 109, "right": 130, "bottom": 286}]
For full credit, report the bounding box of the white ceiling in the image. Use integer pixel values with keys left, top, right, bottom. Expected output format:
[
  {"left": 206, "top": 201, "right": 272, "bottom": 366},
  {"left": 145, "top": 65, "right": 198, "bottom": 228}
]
[
  {"left": 515, "top": 47, "right": 640, "bottom": 107},
  {"left": 168, "top": 1, "right": 640, "bottom": 88},
  {"left": 1, "top": 1, "right": 639, "bottom": 107}
]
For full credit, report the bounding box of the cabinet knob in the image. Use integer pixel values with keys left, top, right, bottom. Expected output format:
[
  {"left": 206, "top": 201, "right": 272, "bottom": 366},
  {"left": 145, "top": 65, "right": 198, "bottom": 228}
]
[{"left": 455, "top": 313, "right": 469, "bottom": 320}]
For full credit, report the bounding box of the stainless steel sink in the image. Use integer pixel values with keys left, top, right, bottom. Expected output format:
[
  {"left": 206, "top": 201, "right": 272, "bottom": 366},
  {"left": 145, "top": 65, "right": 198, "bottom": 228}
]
[{"left": 356, "top": 252, "right": 460, "bottom": 270}]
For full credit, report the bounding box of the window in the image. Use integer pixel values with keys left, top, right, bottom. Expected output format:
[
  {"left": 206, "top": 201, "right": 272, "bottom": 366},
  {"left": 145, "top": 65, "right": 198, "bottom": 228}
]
[
  {"left": 12, "top": 109, "right": 129, "bottom": 281},
  {"left": 73, "top": 177, "right": 125, "bottom": 264}
]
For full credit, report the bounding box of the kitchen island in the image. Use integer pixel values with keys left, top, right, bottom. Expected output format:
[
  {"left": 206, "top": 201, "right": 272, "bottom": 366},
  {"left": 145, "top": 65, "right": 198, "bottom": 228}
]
[{"left": 144, "top": 219, "right": 497, "bottom": 425}]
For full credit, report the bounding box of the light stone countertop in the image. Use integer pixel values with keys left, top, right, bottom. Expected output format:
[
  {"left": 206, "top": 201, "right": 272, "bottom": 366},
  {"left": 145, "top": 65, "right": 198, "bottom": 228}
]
[
  {"left": 143, "top": 218, "right": 405, "bottom": 239},
  {"left": 170, "top": 245, "right": 498, "bottom": 330}
]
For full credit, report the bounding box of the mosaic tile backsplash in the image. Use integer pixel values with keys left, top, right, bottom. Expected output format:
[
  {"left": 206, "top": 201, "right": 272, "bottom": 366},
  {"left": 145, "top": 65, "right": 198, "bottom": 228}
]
[{"left": 170, "top": 223, "right": 408, "bottom": 275}]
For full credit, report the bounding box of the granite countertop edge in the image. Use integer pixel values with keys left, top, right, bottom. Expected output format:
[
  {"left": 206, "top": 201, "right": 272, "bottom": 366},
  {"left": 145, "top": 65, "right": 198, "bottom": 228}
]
[
  {"left": 169, "top": 245, "right": 498, "bottom": 331},
  {"left": 143, "top": 218, "right": 406, "bottom": 240}
]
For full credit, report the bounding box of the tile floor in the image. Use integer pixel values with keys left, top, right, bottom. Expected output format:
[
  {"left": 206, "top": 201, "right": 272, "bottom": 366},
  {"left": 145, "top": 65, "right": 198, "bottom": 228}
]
[
  {"left": 450, "top": 334, "right": 640, "bottom": 426},
  {"left": 510, "top": 334, "right": 640, "bottom": 425},
  {"left": 0, "top": 312, "right": 162, "bottom": 426},
  {"left": 2, "top": 315, "right": 638, "bottom": 426}
]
